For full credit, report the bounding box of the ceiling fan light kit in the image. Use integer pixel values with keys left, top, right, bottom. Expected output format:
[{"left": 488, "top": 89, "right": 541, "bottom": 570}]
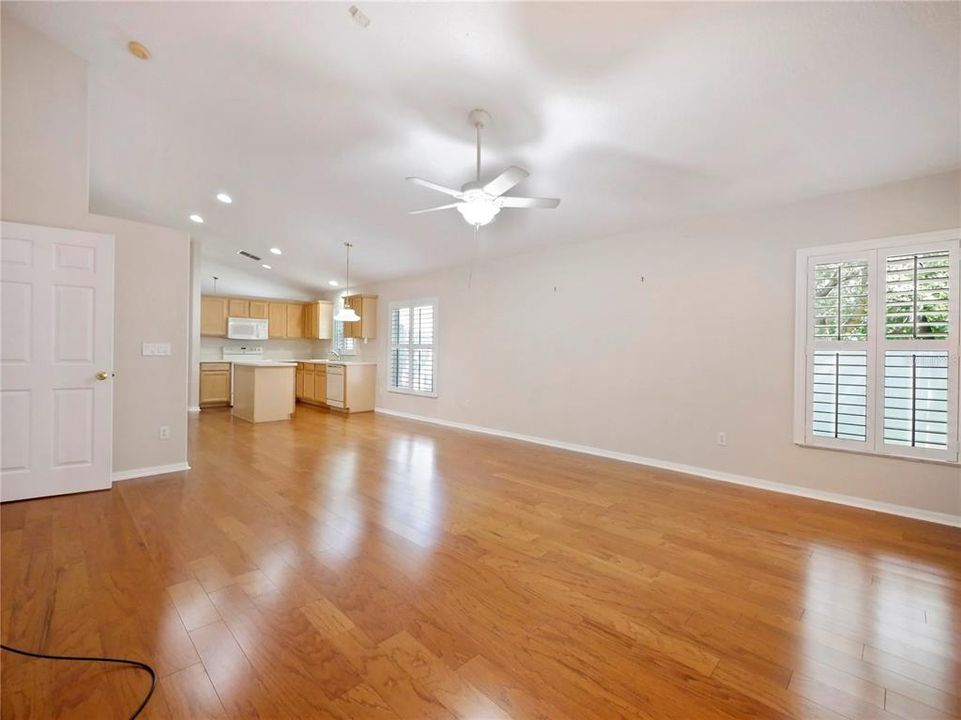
[{"left": 407, "top": 109, "right": 560, "bottom": 228}]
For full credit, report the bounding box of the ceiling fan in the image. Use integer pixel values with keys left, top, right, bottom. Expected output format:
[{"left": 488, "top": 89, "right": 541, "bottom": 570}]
[{"left": 407, "top": 109, "right": 560, "bottom": 227}]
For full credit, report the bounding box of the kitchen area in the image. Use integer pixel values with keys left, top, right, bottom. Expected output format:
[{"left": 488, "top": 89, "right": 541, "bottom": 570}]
[{"left": 198, "top": 293, "right": 378, "bottom": 422}]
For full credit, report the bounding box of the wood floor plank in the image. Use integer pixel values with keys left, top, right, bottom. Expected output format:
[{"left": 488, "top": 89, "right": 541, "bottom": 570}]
[{"left": 1, "top": 406, "right": 958, "bottom": 719}]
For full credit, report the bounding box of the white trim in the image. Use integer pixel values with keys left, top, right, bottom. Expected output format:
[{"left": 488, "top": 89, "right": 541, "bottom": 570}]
[
  {"left": 374, "top": 407, "right": 961, "bottom": 528},
  {"left": 795, "top": 228, "right": 961, "bottom": 260},
  {"left": 112, "top": 462, "right": 190, "bottom": 483},
  {"left": 188, "top": 406, "right": 201, "bottom": 414}
]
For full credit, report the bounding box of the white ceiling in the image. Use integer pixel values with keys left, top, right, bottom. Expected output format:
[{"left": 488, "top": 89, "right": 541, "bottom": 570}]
[{"left": 6, "top": 2, "right": 959, "bottom": 294}]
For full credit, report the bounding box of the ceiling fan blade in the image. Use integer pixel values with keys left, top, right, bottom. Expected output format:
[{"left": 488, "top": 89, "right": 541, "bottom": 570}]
[
  {"left": 498, "top": 196, "right": 560, "bottom": 209},
  {"left": 483, "top": 166, "right": 529, "bottom": 197},
  {"left": 408, "top": 202, "right": 462, "bottom": 215},
  {"left": 406, "top": 177, "right": 463, "bottom": 199}
]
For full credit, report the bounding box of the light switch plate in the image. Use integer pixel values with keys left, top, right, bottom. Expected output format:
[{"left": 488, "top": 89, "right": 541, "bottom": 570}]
[{"left": 142, "top": 342, "right": 171, "bottom": 356}]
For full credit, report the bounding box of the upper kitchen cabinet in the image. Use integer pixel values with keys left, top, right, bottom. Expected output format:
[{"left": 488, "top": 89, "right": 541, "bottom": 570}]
[
  {"left": 286, "top": 303, "right": 304, "bottom": 339},
  {"left": 249, "top": 301, "right": 269, "bottom": 319},
  {"left": 304, "top": 301, "right": 333, "bottom": 340},
  {"left": 202, "top": 294, "right": 315, "bottom": 339},
  {"left": 200, "top": 296, "right": 229, "bottom": 336},
  {"left": 268, "top": 302, "right": 287, "bottom": 338},
  {"left": 228, "top": 298, "right": 250, "bottom": 318},
  {"left": 343, "top": 294, "right": 378, "bottom": 339}
]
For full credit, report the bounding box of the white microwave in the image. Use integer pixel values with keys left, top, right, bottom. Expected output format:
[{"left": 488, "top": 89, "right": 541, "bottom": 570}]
[{"left": 227, "top": 317, "right": 268, "bottom": 340}]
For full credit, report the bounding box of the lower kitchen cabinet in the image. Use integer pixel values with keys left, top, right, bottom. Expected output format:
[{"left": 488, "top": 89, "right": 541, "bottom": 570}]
[
  {"left": 295, "top": 362, "right": 328, "bottom": 407},
  {"left": 199, "top": 362, "right": 231, "bottom": 407},
  {"left": 295, "top": 363, "right": 373, "bottom": 413}
]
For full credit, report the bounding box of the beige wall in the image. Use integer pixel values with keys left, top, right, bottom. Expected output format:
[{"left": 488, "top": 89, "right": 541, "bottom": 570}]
[
  {"left": 2, "top": 17, "right": 190, "bottom": 473},
  {"left": 357, "top": 170, "right": 961, "bottom": 519}
]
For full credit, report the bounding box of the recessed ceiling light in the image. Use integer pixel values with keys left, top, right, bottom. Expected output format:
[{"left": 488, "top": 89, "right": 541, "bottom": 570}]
[
  {"left": 262, "top": 264, "right": 272, "bottom": 270},
  {"left": 127, "top": 41, "right": 150, "bottom": 60},
  {"left": 269, "top": 248, "right": 282, "bottom": 255},
  {"left": 348, "top": 6, "right": 370, "bottom": 28},
  {"left": 328, "top": 280, "right": 339, "bottom": 286},
  {"left": 189, "top": 214, "right": 204, "bottom": 223},
  {"left": 216, "top": 192, "right": 232, "bottom": 204}
]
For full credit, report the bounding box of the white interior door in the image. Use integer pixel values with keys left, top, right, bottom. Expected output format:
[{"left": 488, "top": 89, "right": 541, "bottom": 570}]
[{"left": 1, "top": 221, "right": 114, "bottom": 502}]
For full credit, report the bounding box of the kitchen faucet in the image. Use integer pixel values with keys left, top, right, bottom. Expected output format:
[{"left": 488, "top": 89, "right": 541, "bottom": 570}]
[{"left": 329, "top": 348, "right": 342, "bottom": 361}]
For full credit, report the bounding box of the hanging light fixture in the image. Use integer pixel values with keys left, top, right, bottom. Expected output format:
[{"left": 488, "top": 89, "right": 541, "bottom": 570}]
[{"left": 334, "top": 241, "right": 360, "bottom": 322}]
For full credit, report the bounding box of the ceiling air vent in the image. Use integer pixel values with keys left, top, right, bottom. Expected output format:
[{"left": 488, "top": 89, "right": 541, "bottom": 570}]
[{"left": 237, "top": 250, "right": 261, "bottom": 261}]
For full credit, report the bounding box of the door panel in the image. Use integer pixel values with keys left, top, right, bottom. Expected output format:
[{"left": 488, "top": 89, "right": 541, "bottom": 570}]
[
  {"left": 286, "top": 304, "right": 304, "bottom": 339},
  {"left": 1, "top": 390, "right": 30, "bottom": 471},
  {"left": 53, "top": 388, "right": 94, "bottom": 467},
  {"left": 268, "top": 303, "right": 287, "bottom": 338},
  {"left": 228, "top": 298, "right": 249, "bottom": 318},
  {"left": 200, "top": 296, "right": 228, "bottom": 336},
  {"left": 199, "top": 371, "right": 230, "bottom": 406},
  {"left": 249, "top": 301, "right": 269, "bottom": 319},
  {"left": 1, "top": 222, "right": 114, "bottom": 502},
  {"left": 1, "top": 281, "right": 31, "bottom": 361},
  {"left": 54, "top": 285, "right": 95, "bottom": 361}
]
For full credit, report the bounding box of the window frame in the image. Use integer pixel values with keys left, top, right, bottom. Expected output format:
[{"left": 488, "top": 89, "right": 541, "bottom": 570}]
[
  {"left": 794, "top": 228, "right": 961, "bottom": 465},
  {"left": 387, "top": 297, "right": 438, "bottom": 398}
]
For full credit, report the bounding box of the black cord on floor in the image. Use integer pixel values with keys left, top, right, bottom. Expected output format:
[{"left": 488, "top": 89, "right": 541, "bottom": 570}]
[{"left": 0, "top": 643, "right": 157, "bottom": 719}]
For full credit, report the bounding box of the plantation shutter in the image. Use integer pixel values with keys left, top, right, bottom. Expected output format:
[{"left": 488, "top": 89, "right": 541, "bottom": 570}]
[
  {"left": 878, "top": 244, "right": 958, "bottom": 460},
  {"left": 807, "top": 256, "right": 873, "bottom": 447},
  {"left": 389, "top": 299, "right": 437, "bottom": 395}
]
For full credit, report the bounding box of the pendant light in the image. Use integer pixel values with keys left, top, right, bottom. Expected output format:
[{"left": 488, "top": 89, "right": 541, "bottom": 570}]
[{"left": 334, "top": 241, "right": 360, "bottom": 322}]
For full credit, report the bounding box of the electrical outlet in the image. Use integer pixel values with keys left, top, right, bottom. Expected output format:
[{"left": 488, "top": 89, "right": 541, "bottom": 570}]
[
  {"left": 159, "top": 425, "right": 170, "bottom": 440},
  {"left": 717, "top": 432, "right": 727, "bottom": 447}
]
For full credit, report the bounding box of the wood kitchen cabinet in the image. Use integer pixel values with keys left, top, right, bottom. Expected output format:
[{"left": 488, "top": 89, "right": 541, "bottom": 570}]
[
  {"left": 312, "top": 364, "right": 327, "bottom": 403},
  {"left": 268, "top": 302, "right": 287, "bottom": 338},
  {"left": 199, "top": 362, "right": 231, "bottom": 407},
  {"left": 304, "top": 301, "right": 333, "bottom": 340},
  {"left": 286, "top": 303, "right": 304, "bottom": 339},
  {"left": 343, "top": 295, "right": 378, "bottom": 339},
  {"left": 201, "top": 294, "right": 313, "bottom": 339},
  {"left": 249, "top": 300, "right": 269, "bottom": 319},
  {"left": 228, "top": 298, "right": 250, "bottom": 318},
  {"left": 302, "top": 363, "right": 315, "bottom": 399},
  {"left": 200, "top": 296, "right": 229, "bottom": 337},
  {"left": 295, "top": 362, "right": 329, "bottom": 407}
]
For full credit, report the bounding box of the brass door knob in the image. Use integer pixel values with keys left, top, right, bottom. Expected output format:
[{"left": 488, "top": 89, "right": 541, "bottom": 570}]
[{"left": 96, "top": 371, "right": 110, "bottom": 381}]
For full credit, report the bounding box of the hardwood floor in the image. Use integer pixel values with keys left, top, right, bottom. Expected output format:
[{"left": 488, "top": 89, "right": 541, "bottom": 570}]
[{"left": 2, "top": 406, "right": 959, "bottom": 719}]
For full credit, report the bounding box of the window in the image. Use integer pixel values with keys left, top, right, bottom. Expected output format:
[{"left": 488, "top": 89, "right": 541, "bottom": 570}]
[
  {"left": 333, "top": 297, "right": 357, "bottom": 356},
  {"left": 795, "top": 230, "right": 959, "bottom": 463},
  {"left": 389, "top": 299, "right": 437, "bottom": 396}
]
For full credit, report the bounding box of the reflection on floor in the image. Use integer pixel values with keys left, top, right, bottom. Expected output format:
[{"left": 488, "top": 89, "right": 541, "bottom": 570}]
[{"left": 2, "top": 405, "right": 959, "bottom": 719}]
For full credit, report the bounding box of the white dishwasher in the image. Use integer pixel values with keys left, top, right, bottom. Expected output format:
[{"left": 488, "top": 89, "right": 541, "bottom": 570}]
[{"left": 326, "top": 364, "right": 345, "bottom": 408}]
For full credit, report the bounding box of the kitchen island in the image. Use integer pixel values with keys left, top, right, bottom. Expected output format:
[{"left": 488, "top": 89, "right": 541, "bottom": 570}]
[{"left": 231, "top": 361, "right": 296, "bottom": 423}]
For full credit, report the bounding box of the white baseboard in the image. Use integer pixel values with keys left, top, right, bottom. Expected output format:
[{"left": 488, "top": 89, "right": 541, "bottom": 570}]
[
  {"left": 188, "top": 406, "right": 201, "bottom": 414},
  {"left": 374, "top": 408, "right": 961, "bottom": 528},
  {"left": 112, "top": 462, "right": 191, "bottom": 483}
]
